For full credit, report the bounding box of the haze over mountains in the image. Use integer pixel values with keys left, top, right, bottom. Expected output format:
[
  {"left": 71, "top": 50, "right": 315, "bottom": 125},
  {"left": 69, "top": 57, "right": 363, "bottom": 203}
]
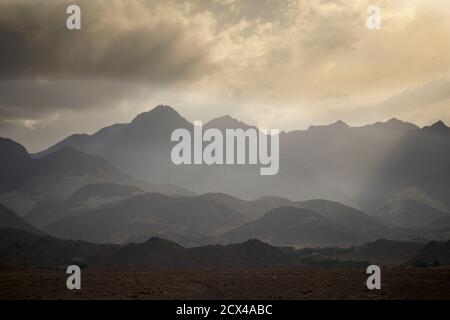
[
  {"left": 0, "top": 136, "right": 191, "bottom": 215},
  {"left": 21, "top": 191, "right": 386, "bottom": 248},
  {"left": 35, "top": 105, "right": 450, "bottom": 213},
  {"left": 1, "top": 105, "right": 450, "bottom": 260},
  {"left": 225, "top": 207, "right": 376, "bottom": 248}
]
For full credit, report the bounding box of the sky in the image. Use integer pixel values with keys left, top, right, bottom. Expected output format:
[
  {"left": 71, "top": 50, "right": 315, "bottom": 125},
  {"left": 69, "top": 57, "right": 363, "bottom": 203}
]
[{"left": 0, "top": 0, "right": 450, "bottom": 152}]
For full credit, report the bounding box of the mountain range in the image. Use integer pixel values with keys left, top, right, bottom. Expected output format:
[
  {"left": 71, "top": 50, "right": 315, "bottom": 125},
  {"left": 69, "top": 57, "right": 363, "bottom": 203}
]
[
  {"left": 1, "top": 205, "right": 448, "bottom": 268},
  {"left": 1, "top": 105, "right": 450, "bottom": 250},
  {"left": 18, "top": 188, "right": 387, "bottom": 247},
  {"left": 35, "top": 105, "right": 450, "bottom": 216},
  {"left": 0, "top": 228, "right": 300, "bottom": 270}
]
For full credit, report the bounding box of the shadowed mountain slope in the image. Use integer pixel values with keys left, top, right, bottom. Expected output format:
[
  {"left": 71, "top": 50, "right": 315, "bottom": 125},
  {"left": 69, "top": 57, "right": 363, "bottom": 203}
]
[
  {"left": 346, "top": 239, "right": 425, "bottom": 265},
  {"left": 24, "top": 183, "right": 145, "bottom": 228},
  {"left": 0, "top": 204, "right": 44, "bottom": 235},
  {"left": 0, "top": 137, "right": 36, "bottom": 193},
  {"left": 42, "top": 193, "right": 246, "bottom": 246},
  {"left": 0, "top": 228, "right": 298, "bottom": 270},
  {"left": 0, "top": 137, "right": 192, "bottom": 216},
  {"left": 224, "top": 207, "right": 368, "bottom": 247},
  {"left": 407, "top": 240, "right": 450, "bottom": 266},
  {"left": 363, "top": 121, "right": 450, "bottom": 211}
]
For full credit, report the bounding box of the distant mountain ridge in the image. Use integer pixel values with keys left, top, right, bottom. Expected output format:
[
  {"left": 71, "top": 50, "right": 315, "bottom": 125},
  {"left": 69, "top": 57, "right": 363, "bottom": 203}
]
[
  {"left": 34, "top": 105, "right": 447, "bottom": 213},
  {"left": 24, "top": 190, "right": 387, "bottom": 248},
  {"left": 24, "top": 183, "right": 145, "bottom": 228},
  {"left": 0, "top": 137, "right": 192, "bottom": 216},
  {"left": 39, "top": 192, "right": 246, "bottom": 246},
  {"left": 224, "top": 206, "right": 380, "bottom": 247},
  {"left": 3, "top": 105, "right": 450, "bottom": 249}
]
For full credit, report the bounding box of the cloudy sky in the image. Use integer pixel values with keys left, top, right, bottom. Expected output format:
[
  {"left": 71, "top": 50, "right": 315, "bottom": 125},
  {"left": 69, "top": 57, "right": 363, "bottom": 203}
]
[{"left": 1, "top": 0, "right": 450, "bottom": 151}]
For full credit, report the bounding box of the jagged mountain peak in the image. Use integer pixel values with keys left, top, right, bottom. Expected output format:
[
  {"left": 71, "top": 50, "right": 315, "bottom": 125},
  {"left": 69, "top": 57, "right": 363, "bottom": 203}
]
[
  {"left": 422, "top": 120, "right": 449, "bottom": 134},
  {"left": 430, "top": 120, "right": 447, "bottom": 129},
  {"left": 358, "top": 118, "right": 419, "bottom": 133},
  {"left": 308, "top": 120, "right": 350, "bottom": 131},
  {"left": 386, "top": 117, "right": 402, "bottom": 123},
  {"left": 432, "top": 120, "right": 447, "bottom": 127},
  {"left": 332, "top": 120, "right": 349, "bottom": 127},
  {"left": 384, "top": 117, "right": 419, "bottom": 130},
  {"left": 131, "top": 105, "right": 182, "bottom": 123}
]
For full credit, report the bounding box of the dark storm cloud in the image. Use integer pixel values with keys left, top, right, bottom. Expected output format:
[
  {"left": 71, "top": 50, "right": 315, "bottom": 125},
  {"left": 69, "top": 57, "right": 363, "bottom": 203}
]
[
  {"left": 0, "top": 0, "right": 213, "bottom": 81},
  {"left": 0, "top": 0, "right": 216, "bottom": 120}
]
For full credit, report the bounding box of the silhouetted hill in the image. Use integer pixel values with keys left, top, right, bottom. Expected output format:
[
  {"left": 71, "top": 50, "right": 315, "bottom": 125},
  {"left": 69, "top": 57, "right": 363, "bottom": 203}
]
[
  {"left": 190, "top": 239, "right": 298, "bottom": 268},
  {"left": 346, "top": 239, "right": 425, "bottom": 265},
  {"left": 0, "top": 228, "right": 117, "bottom": 269},
  {"left": 110, "top": 237, "right": 201, "bottom": 269},
  {"left": 408, "top": 240, "right": 450, "bottom": 266},
  {"left": 0, "top": 229, "right": 300, "bottom": 270},
  {"left": 1, "top": 228, "right": 447, "bottom": 271},
  {"left": 422, "top": 120, "right": 450, "bottom": 135}
]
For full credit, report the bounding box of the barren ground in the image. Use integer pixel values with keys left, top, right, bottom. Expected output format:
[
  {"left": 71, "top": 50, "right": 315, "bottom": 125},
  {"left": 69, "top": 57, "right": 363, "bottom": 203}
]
[{"left": 1, "top": 267, "right": 449, "bottom": 300}]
